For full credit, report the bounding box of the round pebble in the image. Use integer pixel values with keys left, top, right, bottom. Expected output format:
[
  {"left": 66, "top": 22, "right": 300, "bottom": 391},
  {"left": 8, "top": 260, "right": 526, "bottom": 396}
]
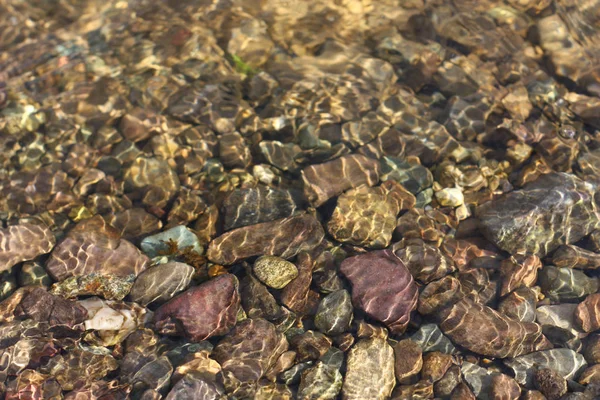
[{"left": 253, "top": 256, "right": 298, "bottom": 289}]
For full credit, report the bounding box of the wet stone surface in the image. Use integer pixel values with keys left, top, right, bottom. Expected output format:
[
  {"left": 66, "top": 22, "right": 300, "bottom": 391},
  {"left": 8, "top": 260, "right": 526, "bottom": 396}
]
[{"left": 3, "top": 0, "right": 600, "bottom": 398}]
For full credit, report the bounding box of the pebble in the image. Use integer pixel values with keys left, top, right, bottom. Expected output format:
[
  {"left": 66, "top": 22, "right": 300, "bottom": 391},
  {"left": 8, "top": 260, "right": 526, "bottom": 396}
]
[
  {"left": 253, "top": 256, "right": 298, "bottom": 289},
  {"left": 314, "top": 289, "right": 353, "bottom": 335},
  {"left": 574, "top": 293, "right": 600, "bottom": 333},
  {"left": 534, "top": 368, "right": 567, "bottom": 400},
  {"left": 140, "top": 225, "right": 203, "bottom": 258},
  {"left": 435, "top": 187, "right": 464, "bottom": 207},
  {"left": 298, "top": 362, "right": 343, "bottom": 400},
  {"left": 0, "top": 223, "right": 55, "bottom": 273},
  {"left": 504, "top": 348, "right": 587, "bottom": 387},
  {"left": 393, "top": 339, "right": 423, "bottom": 384},
  {"left": 129, "top": 261, "right": 194, "bottom": 306}
]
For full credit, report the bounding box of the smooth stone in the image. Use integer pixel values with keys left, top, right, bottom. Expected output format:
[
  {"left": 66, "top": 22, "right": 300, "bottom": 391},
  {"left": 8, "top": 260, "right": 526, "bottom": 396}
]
[
  {"left": 340, "top": 249, "right": 418, "bottom": 334},
  {"left": 314, "top": 289, "right": 353, "bottom": 335},
  {"left": 129, "top": 262, "right": 194, "bottom": 306},
  {"left": 538, "top": 265, "right": 599, "bottom": 302},
  {"left": 13, "top": 287, "right": 88, "bottom": 328},
  {"left": 298, "top": 362, "right": 343, "bottom": 400},
  {"left": 253, "top": 256, "right": 298, "bottom": 289},
  {"left": 342, "top": 336, "right": 395, "bottom": 400},
  {"left": 0, "top": 223, "right": 55, "bottom": 273},
  {"left": 435, "top": 187, "right": 464, "bottom": 207},
  {"left": 141, "top": 225, "right": 203, "bottom": 258},
  {"left": 461, "top": 362, "right": 492, "bottom": 400},
  {"left": 575, "top": 293, "right": 600, "bottom": 333},
  {"left": 489, "top": 373, "right": 521, "bottom": 400},
  {"left": 410, "top": 323, "right": 456, "bottom": 354},
  {"left": 393, "top": 339, "right": 423, "bottom": 384},
  {"left": 153, "top": 274, "right": 240, "bottom": 342},
  {"left": 476, "top": 172, "right": 600, "bottom": 257},
  {"left": 504, "top": 348, "right": 587, "bottom": 387}
]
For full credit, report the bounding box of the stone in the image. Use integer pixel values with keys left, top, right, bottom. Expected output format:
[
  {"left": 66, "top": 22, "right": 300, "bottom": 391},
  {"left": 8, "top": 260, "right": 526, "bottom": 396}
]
[
  {"left": 165, "top": 372, "right": 225, "bottom": 400},
  {"left": 255, "top": 382, "right": 294, "bottom": 400},
  {"left": 0, "top": 224, "right": 55, "bottom": 273},
  {"left": 13, "top": 287, "right": 88, "bottom": 327},
  {"left": 302, "top": 154, "right": 381, "bottom": 207},
  {"left": 340, "top": 249, "right": 418, "bottom": 334},
  {"left": 410, "top": 323, "right": 456, "bottom": 354},
  {"left": 253, "top": 256, "right": 298, "bottom": 289},
  {"left": 45, "top": 216, "right": 149, "bottom": 281},
  {"left": 298, "top": 362, "right": 343, "bottom": 400},
  {"left": 421, "top": 351, "right": 453, "bottom": 383},
  {"left": 489, "top": 373, "right": 521, "bottom": 400},
  {"left": 393, "top": 339, "right": 423, "bottom": 384},
  {"left": 51, "top": 273, "right": 135, "bottom": 301},
  {"left": 461, "top": 362, "right": 492, "bottom": 400},
  {"left": 435, "top": 187, "right": 464, "bottom": 207},
  {"left": 281, "top": 251, "right": 315, "bottom": 314},
  {"left": 129, "top": 262, "right": 194, "bottom": 306},
  {"left": 575, "top": 293, "right": 600, "bottom": 333},
  {"left": 418, "top": 276, "right": 462, "bottom": 315},
  {"left": 222, "top": 186, "right": 304, "bottom": 231},
  {"left": 290, "top": 330, "right": 332, "bottom": 362},
  {"left": 140, "top": 225, "right": 203, "bottom": 259},
  {"left": 314, "top": 289, "right": 353, "bottom": 335},
  {"left": 327, "top": 180, "right": 415, "bottom": 248},
  {"left": 451, "top": 382, "right": 476, "bottom": 400},
  {"left": 553, "top": 244, "right": 600, "bottom": 269},
  {"left": 476, "top": 172, "right": 600, "bottom": 257},
  {"left": 219, "top": 131, "right": 251, "bottom": 169},
  {"left": 534, "top": 368, "right": 567, "bottom": 400},
  {"left": 123, "top": 156, "right": 180, "bottom": 207},
  {"left": 207, "top": 214, "right": 324, "bottom": 265},
  {"left": 504, "top": 348, "right": 587, "bottom": 387},
  {"left": 342, "top": 336, "right": 395, "bottom": 400},
  {"left": 43, "top": 347, "right": 118, "bottom": 391},
  {"left": 539, "top": 265, "right": 599, "bottom": 301},
  {"left": 393, "top": 239, "right": 456, "bottom": 284},
  {"left": 212, "top": 318, "right": 288, "bottom": 397},
  {"left": 79, "top": 297, "right": 149, "bottom": 346},
  {"left": 499, "top": 254, "right": 542, "bottom": 296},
  {"left": 537, "top": 303, "right": 583, "bottom": 349},
  {"left": 434, "top": 365, "right": 462, "bottom": 398},
  {"left": 153, "top": 274, "right": 240, "bottom": 341},
  {"left": 439, "top": 297, "right": 552, "bottom": 358},
  {"left": 392, "top": 381, "right": 434, "bottom": 399},
  {"left": 578, "top": 364, "right": 600, "bottom": 385}
]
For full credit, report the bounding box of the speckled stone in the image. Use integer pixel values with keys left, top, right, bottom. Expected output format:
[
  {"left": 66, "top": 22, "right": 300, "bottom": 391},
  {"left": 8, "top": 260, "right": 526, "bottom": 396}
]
[{"left": 253, "top": 256, "right": 299, "bottom": 289}]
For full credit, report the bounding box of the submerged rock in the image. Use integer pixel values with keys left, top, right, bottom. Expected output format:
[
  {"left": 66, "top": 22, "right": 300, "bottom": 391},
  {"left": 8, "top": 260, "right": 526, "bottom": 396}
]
[
  {"left": 476, "top": 172, "right": 600, "bottom": 257},
  {"left": 327, "top": 180, "right": 415, "bottom": 248},
  {"left": 253, "top": 256, "right": 298, "bottom": 289},
  {"left": 314, "top": 289, "right": 353, "bottom": 335},
  {"left": 153, "top": 274, "right": 240, "bottom": 341},
  {"left": 46, "top": 216, "right": 149, "bottom": 281},
  {"left": 140, "top": 225, "right": 203, "bottom": 258},
  {"left": 51, "top": 273, "right": 135, "bottom": 300},
  {"left": 504, "top": 348, "right": 587, "bottom": 387},
  {"left": 342, "top": 336, "right": 395, "bottom": 400},
  {"left": 439, "top": 298, "right": 552, "bottom": 358},
  {"left": 0, "top": 223, "right": 55, "bottom": 273},
  {"left": 340, "top": 249, "right": 418, "bottom": 334},
  {"left": 207, "top": 214, "right": 324, "bottom": 265},
  {"left": 298, "top": 362, "right": 343, "bottom": 400},
  {"left": 129, "top": 261, "right": 194, "bottom": 306},
  {"left": 538, "top": 265, "right": 599, "bottom": 301},
  {"left": 302, "top": 154, "right": 381, "bottom": 207}
]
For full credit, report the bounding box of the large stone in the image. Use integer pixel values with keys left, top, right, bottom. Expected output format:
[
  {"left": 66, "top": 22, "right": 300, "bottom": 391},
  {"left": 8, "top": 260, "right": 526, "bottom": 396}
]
[
  {"left": 129, "top": 262, "right": 194, "bottom": 306},
  {"left": 153, "top": 274, "right": 240, "bottom": 341},
  {"left": 212, "top": 318, "right": 288, "bottom": 397},
  {"left": 207, "top": 214, "right": 324, "bottom": 265},
  {"left": 340, "top": 249, "right": 418, "bottom": 334},
  {"left": 342, "top": 336, "right": 395, "bottom": 400},
  {"left": 13, "top": 287, "right": 88, "bottom": 328},
  {"left": 45, "top": 216, "right": 149, "bottom": 281},
  {"left": 439, "top": 297, "right": 552, "bottom": 358},
  {"left": 476, "top": 172, "right": 600, "bottom": 257},
  {"left": 302, "top": 154, "right": 381, "bottom": 207},
  {"left": 0, "top": 223, "right": 55, "bottom": 273},
  {"left": 327, "top": 180, "right": 415, "bottom": 248},
  {"left": 222, "top": 186, "right": 304, "bottom": 231}
]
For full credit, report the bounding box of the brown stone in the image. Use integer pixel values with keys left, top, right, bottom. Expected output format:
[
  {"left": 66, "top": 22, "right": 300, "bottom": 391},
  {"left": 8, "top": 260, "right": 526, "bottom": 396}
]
[
  {"left": 393, "top": 339, "right": 423, "bottom": 384},
  {"left": 0, "top": 223, "right": 55, "bottom": 273},
  {"left": 553, "top": 244, "right": 600, "bottom": 270},
  {"left": 421, "top": 352, "right": 453, "bottom": 383},
  {"left": 302, "top": 154, "right": 381, "bottom": 207},
  {"left": 533, "top": 368, "right": 567, "bottom": 400},
  {"left": 489, "top": 373, "right": 521, "bottom": 400},
  {"left": 207, "top": 214, "right": 324, "bottom": 265},
  {"left": 574, "top": 293, "right": 600, "bottom": 333},
  {"left": 499, "top": 254, "right": 542, "bottom": 296},
  {"left": 451, "top": 382, "right": 476, "bottom": 400}
]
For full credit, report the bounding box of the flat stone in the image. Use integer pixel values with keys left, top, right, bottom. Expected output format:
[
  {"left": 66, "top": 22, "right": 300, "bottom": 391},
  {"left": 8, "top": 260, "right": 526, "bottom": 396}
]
[
  {"left": 207, "top": 214, "right": 324, "bottom": 265},
  {"left": 393, "top": 238, "right": 456, "bottom": 284},
  {"left": 410, "top": 323, "right": 456, "bottom": 354},
  {"left": 298, "top": 362, "right": 342, "bottom": 400},
  {"left": 539, "top": 265, "right": 599, "bottom": 302},
  {"left": 13, "top": 287, "right": 88, "bottom": 328},
  {"left": 129, "top": 262, "right": 194, "bottom": 306},
  {"left": 222, "top": 186, "right": 304, "bottom": 231},
  {"left": 314, "top": 289, "right": 353, "bottom": 335},
  {"left": 342, "top": 336, "right": 395, "bottom": 400},
  {"left": 461, "top": 362, "right": 492, "bottom": 400},
  {"left": 46, "top": 216, "right": 149, "bottom": 281},
  {"left": 340, "top": 249, "right": 418, "bottom": 334},
  {"left": 212, "top": 318, "right": 288, "bottom": 398},
  {"left": 504, "top": 348, "right": 587, "bottom": 387},
  {"left": 439, "top": 297, "right": 552, "bottom": 358},
  {"left": 302, "top": 154, "right": 381, "bottom": 208},
  {"left": 553, "top": 244, "right": 600, "bottom": 270},
  {"left": 0, "top": 223, "right": 55, "bottom": 273},
  {"left": 153, "top": 274, "right": 240, "bottom": 341},
  {"left": 575, "top": 293, "right": 600, "bottom": 333},
  {"left": 476, "top": 172, "right": 600, "bottom": 257},
  {"left": 393, "top": 339, "right": 423, "bottom": 384},
  {"left": 253, "top": 256, "right": 298, "bottom": 289},
  {"left": 489, "top": 373, "right": 521, "bottom": 400},
  {"left": 327, "top": 180, "right": 415, "bottom": 248}
]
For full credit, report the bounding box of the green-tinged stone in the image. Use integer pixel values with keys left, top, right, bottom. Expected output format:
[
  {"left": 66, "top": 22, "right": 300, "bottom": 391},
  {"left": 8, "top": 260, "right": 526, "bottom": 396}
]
[
  {"left": 298, "top": 362, "right": 343, "bottom": 400},
  {"left": 314, "top": 290, "right": 353, "bottom": 335},
  {"left": 253, "top": 256, "right": 298, "bottom": 289},
  {"left": 51, "top": 273, "right": 135, "bottom": 300},
  {"left": 18, "top": 262, "right": 52, "bottom": 287}
]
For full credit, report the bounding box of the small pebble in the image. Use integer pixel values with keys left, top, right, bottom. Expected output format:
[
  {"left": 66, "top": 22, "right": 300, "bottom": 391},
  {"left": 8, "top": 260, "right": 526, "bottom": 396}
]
[{"left": 253, "top": 256, "right": 299, "bottom": 289}]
